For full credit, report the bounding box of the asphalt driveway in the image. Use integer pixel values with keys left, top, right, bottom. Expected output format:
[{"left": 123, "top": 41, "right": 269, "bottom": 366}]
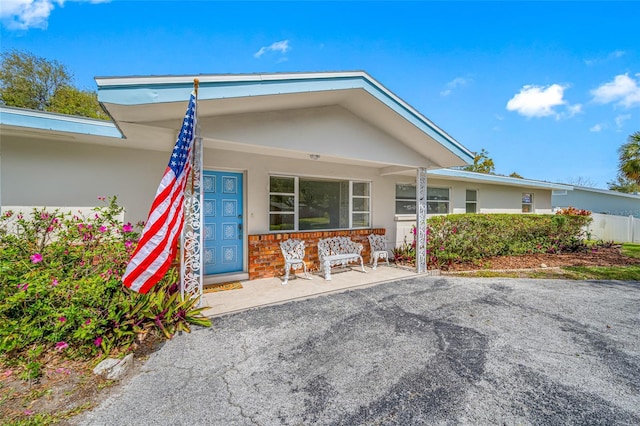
[{"left": 77, "top": 276, "right": 640, "bottom": 425}]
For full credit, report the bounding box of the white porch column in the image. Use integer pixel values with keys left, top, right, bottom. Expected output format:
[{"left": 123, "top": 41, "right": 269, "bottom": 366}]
[
  {"left": 416, "top": 167, "right": 428, "bottom": 273},
  {"left": 181, "top": 136, "right": 204, "bottom": 304}
]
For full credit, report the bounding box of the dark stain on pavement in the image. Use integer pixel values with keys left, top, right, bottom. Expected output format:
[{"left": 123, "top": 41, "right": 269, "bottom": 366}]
[{"left": 280, "top": 303, "right": 489, "bottom": 425}]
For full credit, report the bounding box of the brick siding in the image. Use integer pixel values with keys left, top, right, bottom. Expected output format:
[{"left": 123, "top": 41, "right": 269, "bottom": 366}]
[{"left": 248, "top": 228, "right": 386, "bottom": 280}]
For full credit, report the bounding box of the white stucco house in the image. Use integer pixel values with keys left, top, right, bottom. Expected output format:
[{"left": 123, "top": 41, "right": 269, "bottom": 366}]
[{"left": 1, "top": 71, "right": 475, "bottom": 282}]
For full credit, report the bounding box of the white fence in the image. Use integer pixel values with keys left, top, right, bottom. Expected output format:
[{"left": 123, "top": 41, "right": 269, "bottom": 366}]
[{"left": 587, "top": 213, "right": 640, "bottom": 243}]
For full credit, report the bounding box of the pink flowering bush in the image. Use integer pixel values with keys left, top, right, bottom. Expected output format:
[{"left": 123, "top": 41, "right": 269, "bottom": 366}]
[{"left": 0, "top": 196, "right": 210, "bottom": 380}]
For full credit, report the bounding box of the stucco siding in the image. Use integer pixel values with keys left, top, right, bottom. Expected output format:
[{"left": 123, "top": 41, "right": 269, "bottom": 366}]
[
  {"left": 553, "top": 188, "right": 640, "bottom": 218},
  {"left": 200, "top": 105, "right": 431, "bottom": 167},
  {"left": 2, "top": 135, "right": 401, "bottom": 244},
  {"left": 202, "top": 148, "right": 397, "bottom": 238},
  {"left": 422, "top": 178, "right": 553, "bottom": 214},
  {"left": 392, "top": 178, "right": 554, "bottom": 247},
  {"left": 2, "top": 136, "right": 167, "bottom": 224}
]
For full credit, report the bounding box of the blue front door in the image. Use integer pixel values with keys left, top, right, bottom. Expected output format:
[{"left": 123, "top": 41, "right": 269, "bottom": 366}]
[{"left": 202, "top": 171, "right": 244, "bottom": 275}]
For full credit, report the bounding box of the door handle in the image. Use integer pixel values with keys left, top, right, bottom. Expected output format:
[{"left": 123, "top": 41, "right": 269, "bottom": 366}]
[{"left": 238, "top": 223, "right": 243, "bottom": 239}]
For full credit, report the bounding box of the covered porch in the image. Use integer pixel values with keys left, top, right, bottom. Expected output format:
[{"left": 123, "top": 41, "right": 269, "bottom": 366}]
[{"left": 96, "top": 71, "right": 473, "bottom": 284}]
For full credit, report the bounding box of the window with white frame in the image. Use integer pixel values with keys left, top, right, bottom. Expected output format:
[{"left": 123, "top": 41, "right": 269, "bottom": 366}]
[
  {"left": 269, "top": 175, "right": 371, "bottom": 231},
  {"left": 522, "top": 193, "right": 534, "bottom": 213},
  {"left": 395, "top": 184, "right": 450, "bottom": 215},
  {"left": 427, "top": 187, "right": 450, "bottom": 214},
  {"left": 466, "top": 189, "right": 478, "bottom": 213},
  {"left": 395, "top": 184, "right": 417, "bottom": 214}
]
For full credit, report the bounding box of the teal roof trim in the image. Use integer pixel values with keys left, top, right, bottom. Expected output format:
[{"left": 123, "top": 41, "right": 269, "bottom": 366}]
[
  {"left": 429, "top": 169, "right": 574, "bottom": 191},
  {"left": 0, "top": 106, "right": 122, "bottom": 138},
  {"left": 96, "top": 72, "right": 474, "bottom": 163}
]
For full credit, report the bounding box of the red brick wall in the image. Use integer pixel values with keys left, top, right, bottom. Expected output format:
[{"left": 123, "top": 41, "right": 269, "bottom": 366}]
[{"left": 248, "top": 228, "right": 386, "bottom": 280}]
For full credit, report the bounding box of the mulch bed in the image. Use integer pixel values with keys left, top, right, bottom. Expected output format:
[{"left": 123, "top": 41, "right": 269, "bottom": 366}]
[{"left": 441, "top": 246, "right": 640, "bottom": 272}]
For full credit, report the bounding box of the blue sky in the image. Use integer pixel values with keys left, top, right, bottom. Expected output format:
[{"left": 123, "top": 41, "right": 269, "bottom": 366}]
[{"left": 2, "top": 1, "right": 639, "bottom": 189}]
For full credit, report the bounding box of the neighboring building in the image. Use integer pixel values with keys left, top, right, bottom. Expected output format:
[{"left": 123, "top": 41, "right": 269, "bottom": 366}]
[
  {"left": 1, "top": 71, "right": 474, "bottom": 283},
  {"left": 393, "top": 169, "right": 573, "bottom": 246},
  {"left": 552, "top": 186, "right": 640, "bottom": 218}
]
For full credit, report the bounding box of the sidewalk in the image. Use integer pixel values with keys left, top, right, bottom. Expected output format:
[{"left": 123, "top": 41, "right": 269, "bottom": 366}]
[{"left": 201, "top": 265, "right": 418, "bottom": 317}]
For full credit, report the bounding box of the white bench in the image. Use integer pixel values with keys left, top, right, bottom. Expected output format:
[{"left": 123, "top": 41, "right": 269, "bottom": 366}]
[{"left": 317, "top": 236, "right": 366, "bottom": 280}]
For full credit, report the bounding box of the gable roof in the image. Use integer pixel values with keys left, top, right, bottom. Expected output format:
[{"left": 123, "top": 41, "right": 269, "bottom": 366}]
[{"left": 95, "top": 71, "right": 474, "bottom": 168}]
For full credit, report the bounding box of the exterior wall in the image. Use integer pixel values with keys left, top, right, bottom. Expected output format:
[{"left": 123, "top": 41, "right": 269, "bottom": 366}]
[
  {"left": 392, "top": 177, "right": 554, "bottom": 247},
  {"left": 422, "top": 178, "right": 554, "bottom": 214},
  {"left": 2, "top": 136, "right": 401, "bottom": 280},
  {"left": 553, "top": 188, "right": 640, "bottom": 218},
  {"left": 202, "top": 105, "right": 431, "bottom": 168},
  {"left": 248, "top": 228, "right": 386, "bottom": 280},
  {"left": 202, "top": 147, "right": 398, "bottom": 238},
  {"left": 1, "top": 136, "right": 168, "bottom": 224}
]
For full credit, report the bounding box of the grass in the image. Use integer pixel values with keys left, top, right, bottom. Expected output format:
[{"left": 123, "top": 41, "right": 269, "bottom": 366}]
[
  {"left": 450, "top": 242, "right": 640, "bottom": 281},
  {"left": 622, "top": 242, "right": 640, "bottom": 258}
]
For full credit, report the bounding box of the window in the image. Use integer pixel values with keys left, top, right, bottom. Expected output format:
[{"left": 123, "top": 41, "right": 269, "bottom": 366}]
[
  {"left": 395, "top": 184, "right": 416, "bottom": 214},
  {"left": 395, "top": 184, "right": 450, "bottom": 215},
  {"left": 427, "top": 187, "right": 450, "bottom": 214},
  {"left": 466, "top": 189, "right": 478, "bottom": 213},
  {"left": 522, "top": 193, "right": 533, "bottom": 213},
  {"left": 269, "top": 175, "right": 370, "bottom": 231}
]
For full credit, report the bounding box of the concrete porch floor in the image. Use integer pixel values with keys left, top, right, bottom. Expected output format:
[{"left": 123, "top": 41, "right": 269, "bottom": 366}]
[{"left": 201, "top": 265, "right": 419, "bottom": 318}]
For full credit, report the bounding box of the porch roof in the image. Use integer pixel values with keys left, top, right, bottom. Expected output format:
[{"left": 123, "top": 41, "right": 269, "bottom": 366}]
[
  {"left": 427, "top": 169, "right": 574, "bottom": 191},
  {"left": 95, "top": 71, "right": 474, "bottom": 169},
  {"left": 0, "top": 106, "right": 121, "bottom": 142}
]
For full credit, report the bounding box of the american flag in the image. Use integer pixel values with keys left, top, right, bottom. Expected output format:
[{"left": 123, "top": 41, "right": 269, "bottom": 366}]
[{"left": 122, "top": 92, "right": 197, "bottom": 294}]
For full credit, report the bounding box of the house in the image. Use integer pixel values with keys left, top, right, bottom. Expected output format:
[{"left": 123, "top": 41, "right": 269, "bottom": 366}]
[
  {"left": 392, "top": 169, "right": 573, "bottom": 247},
  {"left": 1, "top": 71, "right": 474, "bottom": 283},
  {"left": 552, "top": 185, "right": 640, "bottom": 219}
]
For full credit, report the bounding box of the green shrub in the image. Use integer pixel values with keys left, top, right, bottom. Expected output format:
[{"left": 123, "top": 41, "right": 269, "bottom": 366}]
[
  {"left": 0, "top": 197, "right": 211, "bottom": 371},
  {"left": 397, "top": 212, "right": 592, "bottom": 269}
]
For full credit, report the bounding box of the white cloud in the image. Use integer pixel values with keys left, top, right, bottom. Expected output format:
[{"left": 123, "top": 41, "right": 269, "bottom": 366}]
[
  {"left": 440, "top": 77, "right": 471, "bottom": 97},
  {"left": 1, "top": 0, "right": 107, "bottom": 30},
  {"left": 615, "top": 114, "right": 631, "bottom": 131},
  {"left": 254, "top": 40, "right": 291, "bottom": 59},
  {"left": 584, "top": 50, "right": 626, "bottom": 66},
  {"left": 591, "top": 73, "right": 640, "bottom": 108},
  {"left": 589, "top": 123, "right": 605, "bottom": 132},
  {"left": 506, "top": 83, "right": 579, "bottom": 119}
]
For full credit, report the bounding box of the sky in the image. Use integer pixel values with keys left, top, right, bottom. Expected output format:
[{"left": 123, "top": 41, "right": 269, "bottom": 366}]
[{"left": 1, "top": 1, "right": 639, "bottom": 189}]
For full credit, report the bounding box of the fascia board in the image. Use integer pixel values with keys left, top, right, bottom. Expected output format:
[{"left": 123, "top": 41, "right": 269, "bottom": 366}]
[
  {"left": 429, "top": 169, "right": 574, "bottom": 191},
  {"left": 0, "top": 106, "right": 122, "bottom": 138},
  {"left": 573, "top": 186, "right": 640, "bottom": 199}
]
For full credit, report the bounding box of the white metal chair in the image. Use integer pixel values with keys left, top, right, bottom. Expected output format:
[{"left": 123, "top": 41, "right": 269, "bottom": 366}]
[
  {"left": 368, "top": 233, "right": 390, "bottom": 270},
  {"left": 279, "top": 239, "right": 311, "bottom": 285}
]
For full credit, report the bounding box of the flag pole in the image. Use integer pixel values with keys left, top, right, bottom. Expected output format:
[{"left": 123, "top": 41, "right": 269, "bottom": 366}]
[
  {"left": 194, "top": 79, "right": 204, "bottom": 305},
  {"left": 123, "top": 85, "right": 198, "bottom": 294},
  {"left": 180, "top": 79, "right": 203, "bottom": 303}
]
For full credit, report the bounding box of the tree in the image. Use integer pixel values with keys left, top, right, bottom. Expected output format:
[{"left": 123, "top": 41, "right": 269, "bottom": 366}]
[
  {"left": 462, "top": 148, "right": 495, "bottom": 174},
  {"left": 0, "top": 49, "right": 108, "bottom": 120},
  {"left": 607, "top": 173, "right": 640, "bottom": 194},
  {"left": 49, "top": 86, "right": 109, "bottom": 119},
  {"left": 564, "top": 176, "right": 597, "bottom": 188},
  {"left": 617, "top": 131, "right": 640, "bottom": 186},
  {"left": 509, "top": 172, "right": 523, "bottom": 179}
]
